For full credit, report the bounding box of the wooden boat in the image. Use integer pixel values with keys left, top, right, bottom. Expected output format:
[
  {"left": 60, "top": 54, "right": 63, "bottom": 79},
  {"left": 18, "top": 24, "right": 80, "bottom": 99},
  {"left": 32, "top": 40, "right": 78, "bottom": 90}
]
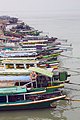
[
  {"left": 0, "top": 75, "right": 64, "bottom": 89},
  {"left": 0, "top": 58, "right": 59, "bottom": 69},
  {"left": 0, "top": 50, "right": 59, "bottom": 58},
  {"left": 0, "top": 16, "right": 18, "bottom": 24},
  {"left": 0, "top": 45, "right": 62, "bottom": 58},
  {"left": 4, "top": 28, "right": 41, "bottom": 37},
  {"left": 0, "top": 66, "right": 66, "bottom": 99},
  {"left": 0, "top": 67, "right": 70, "bottom": 86},
  {"left": 0, "top": 86, "right": 66, "bottom": 110}
]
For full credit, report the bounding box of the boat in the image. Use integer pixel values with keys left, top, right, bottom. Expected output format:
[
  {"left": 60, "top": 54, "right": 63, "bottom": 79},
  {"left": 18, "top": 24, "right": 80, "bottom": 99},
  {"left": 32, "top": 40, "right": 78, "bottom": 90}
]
[
  {"left": 0, "top": 85, "right": 66, "bottom": 110},
  {"left": 0, "top": 74, "right": 64, "bottom": 90},
  {"left": 0, "top": 65, "right": 70, "bottom": 84},
  {"left": 0, "top": 66, "right": 70, "bottom": 92},
  {"left": 0, "top": 58, "right": 59, "bottom": 69},
  {"left": 0, "top": 66, "right": 66, "bottom": 98}
]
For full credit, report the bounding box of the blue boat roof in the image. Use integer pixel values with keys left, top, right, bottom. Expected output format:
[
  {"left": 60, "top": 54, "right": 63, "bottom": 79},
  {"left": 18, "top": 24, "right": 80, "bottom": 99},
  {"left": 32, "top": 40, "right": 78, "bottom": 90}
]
[
  {"left": 0, "top": 75, "right": 31, "bottom": 81},
  {"left": 0, "top": 52, "right": 37, "bottom": 57}
]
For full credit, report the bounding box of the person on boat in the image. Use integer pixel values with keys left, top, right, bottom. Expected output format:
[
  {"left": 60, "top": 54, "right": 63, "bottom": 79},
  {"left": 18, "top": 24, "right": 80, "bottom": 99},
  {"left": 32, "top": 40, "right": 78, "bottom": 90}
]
[
  {"left": 30, "top": 71, "right": 38, "bottom": 88},
  {"left": 30, "top": 71, "right": 37, "bottom": 81}
]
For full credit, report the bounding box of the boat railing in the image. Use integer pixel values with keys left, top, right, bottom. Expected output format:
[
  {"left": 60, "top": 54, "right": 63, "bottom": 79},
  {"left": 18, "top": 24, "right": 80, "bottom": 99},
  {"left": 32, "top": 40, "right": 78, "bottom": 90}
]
[{"left": 23, "top": 80, "right": 36, "bottom": 88}]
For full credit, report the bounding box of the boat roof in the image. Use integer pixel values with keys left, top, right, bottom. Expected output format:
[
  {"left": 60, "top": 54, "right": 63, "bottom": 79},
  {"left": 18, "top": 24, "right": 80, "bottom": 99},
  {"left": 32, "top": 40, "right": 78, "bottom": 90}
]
[
  {"left": 0, "top": 57, "right": 38, "bottom": 60},
  {"left": 29, "top": 67, "right": 53, "bottom": 78},
  {"left": 21, "top": 40, "right": 48, "bottom": 43},
  {"left": 0, "top": 69, "right": 30, "bottom": 75},
  {"left": 0, "top": 75, "right": 31, "bottom": 82},
  {"left": 0, "top": 86, "right": 27, "bottom": 95},
  {"left": 1, "top": 59, "right": 39, "bottom": 64},
  {"left": 0, "top": 52, "right": 38, "bottom": 57}
]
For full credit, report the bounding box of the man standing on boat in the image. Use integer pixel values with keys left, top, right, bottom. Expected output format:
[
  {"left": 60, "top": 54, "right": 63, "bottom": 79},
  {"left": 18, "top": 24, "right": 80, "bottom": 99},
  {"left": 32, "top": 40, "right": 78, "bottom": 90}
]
[{"left": 30, "top": 71, "right": 37, "bottom": 88}]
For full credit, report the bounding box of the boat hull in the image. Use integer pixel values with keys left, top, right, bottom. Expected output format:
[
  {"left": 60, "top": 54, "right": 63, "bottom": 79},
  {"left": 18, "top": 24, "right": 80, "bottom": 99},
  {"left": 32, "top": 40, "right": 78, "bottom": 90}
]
[{"left": 0, "top": 95, "right": 65, "bottom": 110}]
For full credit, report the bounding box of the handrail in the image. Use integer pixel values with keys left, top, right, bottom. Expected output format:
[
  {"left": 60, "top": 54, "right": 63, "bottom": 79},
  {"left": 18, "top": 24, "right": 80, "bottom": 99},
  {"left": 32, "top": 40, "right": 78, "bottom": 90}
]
[{"left": 22, "top": 80, "right": 36, "bottom": 87}]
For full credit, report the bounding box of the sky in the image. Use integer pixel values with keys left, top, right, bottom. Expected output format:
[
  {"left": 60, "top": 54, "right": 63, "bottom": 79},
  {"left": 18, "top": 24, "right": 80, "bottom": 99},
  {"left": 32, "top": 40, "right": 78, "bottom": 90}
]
[{"left": 0, "top": 0, "right": 80, "bottom": 15}]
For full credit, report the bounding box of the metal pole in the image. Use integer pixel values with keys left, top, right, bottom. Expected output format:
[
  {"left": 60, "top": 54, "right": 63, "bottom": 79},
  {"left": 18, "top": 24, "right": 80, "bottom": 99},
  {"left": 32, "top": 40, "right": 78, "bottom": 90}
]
[
  {"left": 35, "top": 73, "right": 37, "bottom": 87},
  {"left": 24, "top": 94, "right": 26, "bottom": 100},
  {"left": 51, "top": 77, "right": 53, "bottom": 86},
  {"left": 14, "top": 64, "right": 16, "bottom": 69},
  {"left": 6, "top": 95, "right": 8, "bottom": 103},
  {"left": 19, "top": 82, "right": 20, "bottom": 86}
]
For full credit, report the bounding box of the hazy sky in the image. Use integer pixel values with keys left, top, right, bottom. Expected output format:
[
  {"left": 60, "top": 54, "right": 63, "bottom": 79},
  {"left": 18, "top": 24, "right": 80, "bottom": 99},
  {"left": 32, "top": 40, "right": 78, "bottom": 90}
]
[{"left": 0, "top": 0, "right": 80, "bottom": 15}]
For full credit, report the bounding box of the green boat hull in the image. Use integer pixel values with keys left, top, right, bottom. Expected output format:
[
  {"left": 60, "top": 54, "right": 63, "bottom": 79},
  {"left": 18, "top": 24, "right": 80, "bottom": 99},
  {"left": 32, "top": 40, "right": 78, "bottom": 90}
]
[
  {"left": 0, "top": 95, "right": 65, "bottom": 110},
  {"left": 0, "top": 101, "right": 53, "bottom": 110}
]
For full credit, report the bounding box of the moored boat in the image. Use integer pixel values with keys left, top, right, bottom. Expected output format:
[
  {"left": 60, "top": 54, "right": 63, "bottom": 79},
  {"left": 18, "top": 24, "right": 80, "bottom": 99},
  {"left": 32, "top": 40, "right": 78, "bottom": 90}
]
[
  {"left": 0, "top": 86, "right": 66, "bottom": 110},
  {"left": 0, "top": 66, "right": 70, "bottom": 84}
]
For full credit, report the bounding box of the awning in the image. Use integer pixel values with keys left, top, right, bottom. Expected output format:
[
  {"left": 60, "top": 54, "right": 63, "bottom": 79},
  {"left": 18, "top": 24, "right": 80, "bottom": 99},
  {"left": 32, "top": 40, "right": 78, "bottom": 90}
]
[
  {"left": 0, "top": 75, "right": 31, "bottom": 82},
  {"left": 29, "top": 67, "right": 53, "bottom": 78}
]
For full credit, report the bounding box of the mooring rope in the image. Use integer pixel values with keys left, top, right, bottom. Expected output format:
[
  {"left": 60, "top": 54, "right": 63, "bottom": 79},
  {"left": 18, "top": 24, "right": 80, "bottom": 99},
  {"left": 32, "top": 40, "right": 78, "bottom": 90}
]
[
  {"left": 61, "top": 54, "right": 80, "bottom": 59},
  {"left": 60, "top": 66, "right": 80, "bottom": 74},
  {"left": 68, "top": 82, "right": 80, "bottom": 86},
  {"left": 61, "top": 43, "right": 72, "bottom": 46},
  {"left": 64, "top": 87, "right": 80, "bottom": 91},
  {"left": 64, "top": 97, "right": 80, "bottom": 102},
  {"left": 58, "top": 39, "right": 68, "bottom": 42}
]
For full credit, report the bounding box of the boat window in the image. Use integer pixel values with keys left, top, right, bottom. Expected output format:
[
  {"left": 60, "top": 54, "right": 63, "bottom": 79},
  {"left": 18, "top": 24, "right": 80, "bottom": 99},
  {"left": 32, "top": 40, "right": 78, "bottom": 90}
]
[
  {"left": 16, "top": 64, "right": 24, "bottom": 69},
  {"left": 26, "top": 64, "right": 29, "bottom": 68},
  {"left": 8, "top": 95, "right": 24, "bottom": 102},
  {"left": 6, "top": 64, "right": 14, "bottom": 69},
  {"left": 0, "top": 96, "right": 6, "bottom": 103},
  {"left": 16, "top": 95, "right": 24, "bottom": 101},
  {"left": 8, "top": 95, "right": 17, "bottom": 102},
  {"left": 29, "top": 64, "right": 34, "bottom": 67}
]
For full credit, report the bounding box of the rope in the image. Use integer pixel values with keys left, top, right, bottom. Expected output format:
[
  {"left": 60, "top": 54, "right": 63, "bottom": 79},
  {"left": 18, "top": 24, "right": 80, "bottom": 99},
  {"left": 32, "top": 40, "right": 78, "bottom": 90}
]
[
  {"left": 61, "top": 54, "right": 80, "bottom": 59},
  {"left": 64, "top": 87, "right": 80, "bottom": 91},
  {"left": 61, "top": 43, "right": 72, "bottom": 46},
  {"left": 60, "top": 66, "right": 80, "bottom": 74},
  {"left": 58, "top": 39, "right": 68, "bottom": 42},
  {"left": 64, "top": 97, "right": 80, "bottom": 102},
  {"left": 68, "top": 82, "right": 80, "bottom": 86}
]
